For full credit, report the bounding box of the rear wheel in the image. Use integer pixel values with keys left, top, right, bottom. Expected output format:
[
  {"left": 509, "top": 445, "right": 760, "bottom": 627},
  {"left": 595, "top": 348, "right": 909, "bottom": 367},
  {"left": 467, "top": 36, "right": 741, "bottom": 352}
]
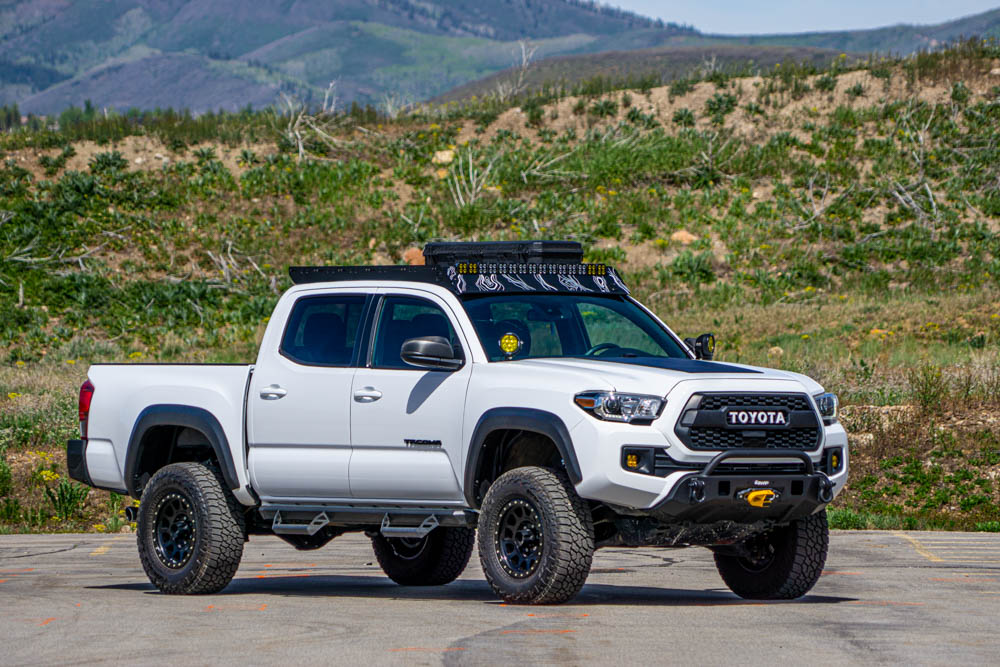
[
  {"left": 137, "top": 462, "right": 245, "bottom": 594},
  {"left": 714, "top": 510, "right": 829, "bottom": 600},
  {"left": 371, "top": 527, "right": 475, "bottom": 586},
  {"left": 477, "top": 467, "right": 594, "bottom": 604}
]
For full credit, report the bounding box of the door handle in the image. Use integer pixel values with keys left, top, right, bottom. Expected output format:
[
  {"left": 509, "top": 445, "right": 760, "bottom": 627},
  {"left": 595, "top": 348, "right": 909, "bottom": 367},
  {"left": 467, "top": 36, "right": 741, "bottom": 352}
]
[
  {"left": 259, "top": 384, "right": 287, "bottom": 400},
  {"left": 353, "top": 387, "right": 383, "bottom": 403}
]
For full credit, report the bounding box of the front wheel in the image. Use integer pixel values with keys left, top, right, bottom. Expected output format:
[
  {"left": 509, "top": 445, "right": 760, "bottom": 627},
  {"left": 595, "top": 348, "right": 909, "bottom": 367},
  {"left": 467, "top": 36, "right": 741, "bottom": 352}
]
[
  {"left": 714, "top": 510, "right": 829, "bottom": 600},
  {"left": 477, "top": 467, "right": 594, "bottom": 604},
  {"left": 371, "top": 527, "right": 475, "bottom": 586},
  {"left": 136, "top": 462, "right": 245, "bottom": 594}
]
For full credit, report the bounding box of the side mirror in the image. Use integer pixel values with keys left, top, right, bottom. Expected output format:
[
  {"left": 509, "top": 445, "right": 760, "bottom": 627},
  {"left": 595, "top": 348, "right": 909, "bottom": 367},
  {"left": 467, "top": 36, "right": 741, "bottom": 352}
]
[
  {"left": 401, "top": 336, "right": 464, "bottom": 371},
  {"left": 694, "top": 333, "right": 715, "bottom": 360}
]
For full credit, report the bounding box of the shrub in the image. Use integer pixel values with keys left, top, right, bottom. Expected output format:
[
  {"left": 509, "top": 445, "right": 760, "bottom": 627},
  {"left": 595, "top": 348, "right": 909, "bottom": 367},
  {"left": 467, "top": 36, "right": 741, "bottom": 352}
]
[
  {"left": 672, "top": 108, "right": 695, "bottom": 127},
  {"left": 951, "top": 81, "right": 971, "bottom": 106},
  {"left": 89, "top": 150, "right": 128, "bottom": 174},
  {"left": 670, "top": 250, "right": 716, "bottom": 286},
  {"left": 44, "top": 479, "right": 90, "bottom": 521},
  {"left": 705, "top": 93, "right": 737, "bottom": 123},
  {"left": 589, "top": 98, "right": 618, "bottom": 118},
  {"left": 0, "top": 497, "right": 20, "bottom": 523},
  {"left": 846, "top": 83, "right": 865, "bottom": 99},
  {"left": 907, "top": 363, "right": 949, "bottom": 413},
  {"left": 828, "top": 508, "right": 867, "bottom": 529},
  {"left": 975, "top": 521, "right": 1000, "bottom": 532},
  {"left": 0, "top": 456, "right": 11, "bottom": 497},
  {"left": 669, "top": 78, "right": 695, "bottom": 98},
  {"left": 525, "top": 104, "right": 545, "bottom": 127},
  {"left": 815, "top": 74, "right": 837, "bottom": 92}
]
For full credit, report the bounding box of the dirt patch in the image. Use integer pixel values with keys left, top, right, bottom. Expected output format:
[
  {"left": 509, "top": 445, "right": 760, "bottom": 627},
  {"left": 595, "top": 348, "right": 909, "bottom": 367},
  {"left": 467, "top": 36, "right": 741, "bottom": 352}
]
[{"left": 10, "top": 136, "right": 279, "bottom": 181}]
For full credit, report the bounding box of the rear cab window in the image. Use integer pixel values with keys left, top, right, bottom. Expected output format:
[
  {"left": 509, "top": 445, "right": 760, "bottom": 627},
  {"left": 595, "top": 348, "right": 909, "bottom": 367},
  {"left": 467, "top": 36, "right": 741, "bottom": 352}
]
[{"left": 280, "top": 294, "right": 367, "bottom": 366}]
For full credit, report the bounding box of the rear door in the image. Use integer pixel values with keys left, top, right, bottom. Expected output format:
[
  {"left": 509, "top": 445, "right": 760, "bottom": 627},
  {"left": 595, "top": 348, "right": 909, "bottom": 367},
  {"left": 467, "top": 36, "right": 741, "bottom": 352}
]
[
  {"left": 248, "top": 291, "right": 370, "bottom": 501},
  {"left": 349, "top": 290, "right": 472, "bottom": 502}
]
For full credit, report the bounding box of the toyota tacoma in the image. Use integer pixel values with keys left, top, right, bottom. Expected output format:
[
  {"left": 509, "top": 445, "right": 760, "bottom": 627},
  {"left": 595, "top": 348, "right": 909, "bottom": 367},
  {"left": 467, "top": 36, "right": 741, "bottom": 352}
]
[{"left": 67, "top": 241, "right": 847, "bottom": 603}]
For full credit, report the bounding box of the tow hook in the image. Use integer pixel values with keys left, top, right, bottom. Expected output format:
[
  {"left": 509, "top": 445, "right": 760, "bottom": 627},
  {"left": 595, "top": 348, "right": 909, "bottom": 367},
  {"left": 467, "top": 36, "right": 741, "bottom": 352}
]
[
  {"left": 125, "top": 506, "right": 139, "bottom": 522},
  {"left": 818, "top": 475, "right": 834, "bottom": 503},
  {"left": 689, "top": 478, "right": 706, "bottom": 503}
]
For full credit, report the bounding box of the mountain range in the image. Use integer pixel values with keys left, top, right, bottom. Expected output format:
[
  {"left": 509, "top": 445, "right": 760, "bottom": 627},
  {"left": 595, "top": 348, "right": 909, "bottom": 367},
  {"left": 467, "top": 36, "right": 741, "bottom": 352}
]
[{"left": 2, "top": 1, "right": 999, "bottom": 115}]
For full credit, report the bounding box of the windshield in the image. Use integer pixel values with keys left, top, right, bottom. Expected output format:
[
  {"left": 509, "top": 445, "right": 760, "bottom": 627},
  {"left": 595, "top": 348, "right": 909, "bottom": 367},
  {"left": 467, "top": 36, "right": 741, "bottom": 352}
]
[{"left": 460, "top": 294, "right": 689, "bottom": 362}]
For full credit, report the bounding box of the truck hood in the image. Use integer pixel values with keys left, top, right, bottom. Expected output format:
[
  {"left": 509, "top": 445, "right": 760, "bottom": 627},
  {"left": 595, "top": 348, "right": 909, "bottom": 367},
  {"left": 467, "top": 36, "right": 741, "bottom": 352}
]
[{"left": 509, "top": 357, "right": 824, "bottom": 396}]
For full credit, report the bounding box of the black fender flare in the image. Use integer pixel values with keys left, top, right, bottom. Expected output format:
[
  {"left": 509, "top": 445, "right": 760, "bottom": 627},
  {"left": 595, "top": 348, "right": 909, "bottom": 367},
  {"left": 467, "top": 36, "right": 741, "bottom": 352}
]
[
  {"left": 464, "top": 407, "right": 582, "bottom": 507},
  {"left": 124, "top": 404, "right": 240, "bottom": 498}
]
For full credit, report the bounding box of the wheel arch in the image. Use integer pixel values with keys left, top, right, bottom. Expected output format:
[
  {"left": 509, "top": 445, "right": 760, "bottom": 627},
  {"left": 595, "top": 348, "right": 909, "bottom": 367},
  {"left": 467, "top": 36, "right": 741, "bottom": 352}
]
[
  {"left": 124, "top": 404, "right": 239, "bottom": 498},
  {"left": 464, "top": 407, "right": 582, "bottom": 508}
]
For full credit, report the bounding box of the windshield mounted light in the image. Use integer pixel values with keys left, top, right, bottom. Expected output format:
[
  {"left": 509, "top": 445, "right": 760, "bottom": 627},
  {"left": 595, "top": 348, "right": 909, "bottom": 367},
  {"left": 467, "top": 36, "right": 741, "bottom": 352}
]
[
  {"left": 574, "top": 391, "right": 665, "bottom": 424},
  {"left": 813, "top": 392, "right": 839, "bottom": 425}
]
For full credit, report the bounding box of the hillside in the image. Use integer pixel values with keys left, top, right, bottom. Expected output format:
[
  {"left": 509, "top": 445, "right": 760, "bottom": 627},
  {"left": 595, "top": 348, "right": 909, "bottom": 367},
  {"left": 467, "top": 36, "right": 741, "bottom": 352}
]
[
  {"left": 0, "top": 0, "right": 692, "bottom": 113},
  {"left": 704, "top": 7, "right": 1000, "bottom": 54},
  {"left": 2, "top": 42, "right": 1000, "bottom": 534},
  {"left": 434, "top": 44, "right": 848, "bottom": 103},
  {"left": 439, "top": 9, "right": 1000, "bottom": 102},
  {"left": 4, "top": 2, "right": 1000, "bottom": 115}
]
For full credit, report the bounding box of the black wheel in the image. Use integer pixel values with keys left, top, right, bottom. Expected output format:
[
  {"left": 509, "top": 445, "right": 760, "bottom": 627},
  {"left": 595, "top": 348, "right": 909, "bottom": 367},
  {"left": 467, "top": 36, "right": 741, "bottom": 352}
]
[
  {"left": 371, "top": 527, "right": 474, "bottom": 586},
  {"left": 714, "top": 510, "right": 829, "bottom": 600},
  {"left": 137, "top": 462, "right": 245, "bottom": 594},
  {"left": 477, "top": 467, "right": 594, "bottom": 604}
]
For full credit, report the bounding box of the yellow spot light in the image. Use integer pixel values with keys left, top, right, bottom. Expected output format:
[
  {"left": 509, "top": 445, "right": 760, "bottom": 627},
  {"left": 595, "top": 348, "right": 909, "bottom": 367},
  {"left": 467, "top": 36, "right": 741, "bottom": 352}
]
[
  {"left": 626, "top": 454, "right": 639, "bottom": 469},
  {"left": 499, "top": 333, "right": 521, "bottom": 357}
]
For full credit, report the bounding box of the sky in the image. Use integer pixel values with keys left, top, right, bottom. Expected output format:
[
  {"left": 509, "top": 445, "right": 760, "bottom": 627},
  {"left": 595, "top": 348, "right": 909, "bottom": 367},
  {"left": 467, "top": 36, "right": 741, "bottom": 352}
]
[{"left": 609, "top": 1, "right": 1000, "bottom": 35}]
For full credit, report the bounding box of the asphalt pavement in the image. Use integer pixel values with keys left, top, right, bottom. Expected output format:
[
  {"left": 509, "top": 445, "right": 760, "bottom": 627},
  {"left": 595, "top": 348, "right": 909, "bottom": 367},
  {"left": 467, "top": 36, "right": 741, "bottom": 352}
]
[{"left": 2, "top": 530, "right": 1000, "bottom": 665}]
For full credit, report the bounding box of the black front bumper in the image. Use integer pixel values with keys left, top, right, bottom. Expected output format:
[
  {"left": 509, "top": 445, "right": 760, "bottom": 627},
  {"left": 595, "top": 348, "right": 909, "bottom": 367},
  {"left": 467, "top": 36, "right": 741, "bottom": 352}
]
[
  {"left": 66, "top": 439, "right": 92, "bottom": 486},
  {"left": 650, "top": 449, "right": 833, "bottom": 524}
]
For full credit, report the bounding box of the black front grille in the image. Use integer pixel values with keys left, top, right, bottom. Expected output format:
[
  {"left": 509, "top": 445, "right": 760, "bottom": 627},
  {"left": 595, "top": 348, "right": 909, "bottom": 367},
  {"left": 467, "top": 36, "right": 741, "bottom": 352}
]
[
  {"left": 698, "top": 393, "right": 811, "bottom": 411},
  {"left": 675, "top": 392, "right": 821, "bottom": 451}
]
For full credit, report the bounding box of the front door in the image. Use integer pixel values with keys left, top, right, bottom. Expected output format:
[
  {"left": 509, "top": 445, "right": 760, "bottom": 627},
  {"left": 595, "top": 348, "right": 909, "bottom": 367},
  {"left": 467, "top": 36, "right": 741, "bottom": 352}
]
[
  {"left": 248, "top": 292, "right": 368, "bottom": 501},
  {"left": 349, "top": 292, "right": 471, "bottom": 502}
]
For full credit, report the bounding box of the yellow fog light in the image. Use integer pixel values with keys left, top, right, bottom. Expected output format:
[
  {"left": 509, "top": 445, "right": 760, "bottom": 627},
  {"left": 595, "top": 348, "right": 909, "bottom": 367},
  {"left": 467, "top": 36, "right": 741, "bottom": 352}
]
[
  {"left": 626, "top": 454, "right": 639, "bottom": 469},
  {"left": 499, "top": 333, "right": 522, "bottom": 359}
]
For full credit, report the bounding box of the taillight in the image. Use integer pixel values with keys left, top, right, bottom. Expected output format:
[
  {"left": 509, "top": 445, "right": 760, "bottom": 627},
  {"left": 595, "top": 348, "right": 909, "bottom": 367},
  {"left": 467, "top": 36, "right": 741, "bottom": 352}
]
[{"left": 79, "top": 380, "right": 95, "bottom": 439}]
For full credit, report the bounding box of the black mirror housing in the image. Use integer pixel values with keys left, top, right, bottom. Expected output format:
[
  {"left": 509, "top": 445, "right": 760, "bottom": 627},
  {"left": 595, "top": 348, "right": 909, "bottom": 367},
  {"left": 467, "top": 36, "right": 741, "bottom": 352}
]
[{"left": 401, "top": 336, "right": 464, "bottom": 371}]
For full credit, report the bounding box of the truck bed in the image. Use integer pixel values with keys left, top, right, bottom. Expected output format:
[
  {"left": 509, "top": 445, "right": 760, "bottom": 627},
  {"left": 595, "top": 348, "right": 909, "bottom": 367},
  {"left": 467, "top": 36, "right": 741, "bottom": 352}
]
[{"left": 83, "top": 364, "right": 253, "bottom": 494}]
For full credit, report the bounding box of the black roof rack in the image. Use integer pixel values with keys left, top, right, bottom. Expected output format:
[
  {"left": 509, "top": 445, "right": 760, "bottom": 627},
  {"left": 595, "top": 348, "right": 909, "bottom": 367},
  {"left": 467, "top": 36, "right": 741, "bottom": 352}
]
[
  {"left": 423, "top": 241, "right": 583, "bottom": 266},
  {"left": 289, "top": 241, "right": 630, "bottom": 296}
]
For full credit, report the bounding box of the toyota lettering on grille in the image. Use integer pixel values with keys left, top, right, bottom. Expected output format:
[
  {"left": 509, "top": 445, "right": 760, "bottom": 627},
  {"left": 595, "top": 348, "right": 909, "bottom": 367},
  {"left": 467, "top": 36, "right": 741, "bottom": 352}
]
[{"left": 726, "top": 409, "right": 788, "bottom": 426}]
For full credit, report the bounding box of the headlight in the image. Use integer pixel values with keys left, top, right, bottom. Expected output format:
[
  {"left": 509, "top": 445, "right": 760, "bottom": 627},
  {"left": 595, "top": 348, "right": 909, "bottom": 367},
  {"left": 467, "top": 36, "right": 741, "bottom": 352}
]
[
  {"left": 574, "top": 391, "right": 665, "bottom": 424},
  {"left": 813, "top": 392, "right": 838, "bottom": 425}
]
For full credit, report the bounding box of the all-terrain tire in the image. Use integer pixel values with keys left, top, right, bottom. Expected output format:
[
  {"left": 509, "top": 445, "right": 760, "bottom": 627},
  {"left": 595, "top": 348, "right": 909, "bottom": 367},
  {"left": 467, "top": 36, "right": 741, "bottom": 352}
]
[
  {"left": 477, "top": 466, "right": 594, "bottom": 604},
  {"left": 137, "top": 462, "right": 245, "bottom": 594},
  {"left": 371, "top": 527, "right": 475, "bottom": 586},
  {"left": 714, "top": 509, "right": 829, "bottom": 600}
]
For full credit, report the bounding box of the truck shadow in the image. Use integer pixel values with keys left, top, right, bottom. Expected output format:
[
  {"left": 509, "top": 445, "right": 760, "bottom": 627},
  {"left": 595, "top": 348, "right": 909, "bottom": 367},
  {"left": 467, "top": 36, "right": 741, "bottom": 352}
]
[{"left": 92, "top": 575, "right": 855, "bottom": 606}]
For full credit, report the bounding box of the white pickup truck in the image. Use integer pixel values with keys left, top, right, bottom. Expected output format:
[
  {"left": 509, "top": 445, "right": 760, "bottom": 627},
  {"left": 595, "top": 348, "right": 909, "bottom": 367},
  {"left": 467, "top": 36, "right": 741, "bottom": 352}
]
[{"left": 67, "top": 241, "right": 847, "bottom": 604}]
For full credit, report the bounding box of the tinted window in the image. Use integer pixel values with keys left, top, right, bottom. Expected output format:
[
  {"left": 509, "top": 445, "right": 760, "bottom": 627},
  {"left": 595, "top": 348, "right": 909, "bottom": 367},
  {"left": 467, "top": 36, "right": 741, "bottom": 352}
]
[
  {"left": 461, "top": 294, "right": 687, "bottom": 361},
  {"left": 281, "top": 295, "right": 366, "bottom": 366},
  {"left": 373, "top": 296, "right": 460, "bottom": 370}
]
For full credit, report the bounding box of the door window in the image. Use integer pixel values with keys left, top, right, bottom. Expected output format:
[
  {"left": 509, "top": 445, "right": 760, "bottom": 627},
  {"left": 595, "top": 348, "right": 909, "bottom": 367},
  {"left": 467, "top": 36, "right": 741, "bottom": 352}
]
[
  {"left": 372, "top": 296, "right": 460, "bottom": 370},
  {"left": 280, "top": 295, "right": 366, "bottom": 366}
]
